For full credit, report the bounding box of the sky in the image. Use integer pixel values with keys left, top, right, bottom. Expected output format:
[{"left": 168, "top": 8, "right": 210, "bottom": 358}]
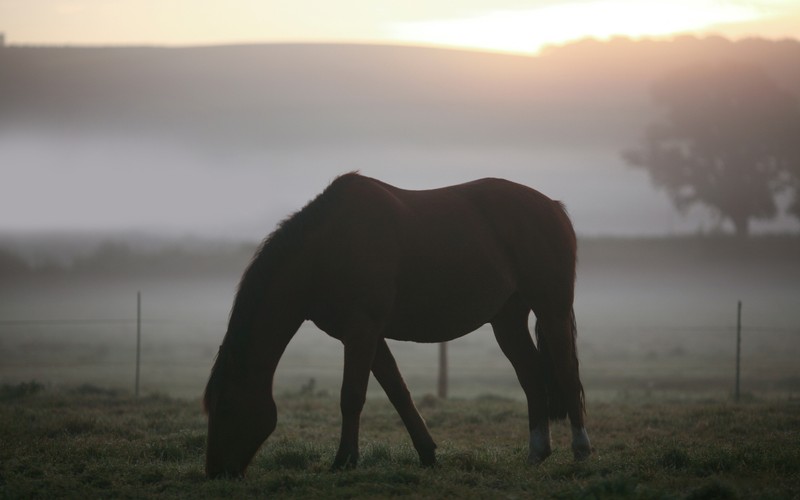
[
  {"left": 1, "top": 0, "right": 799, "bottom": 54},
  {"left": 1, "top": 0, "right": 799, "bottom": 240}
]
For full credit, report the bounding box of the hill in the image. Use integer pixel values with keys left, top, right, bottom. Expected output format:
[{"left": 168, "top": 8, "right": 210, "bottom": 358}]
[{"left": 2, "top": 37, "right": 799, "bottom": 153}]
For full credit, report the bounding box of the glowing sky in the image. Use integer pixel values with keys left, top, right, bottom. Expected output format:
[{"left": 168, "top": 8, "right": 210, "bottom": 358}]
[{"left": 1, "top": 0, "right": 798, "bottom": 53}]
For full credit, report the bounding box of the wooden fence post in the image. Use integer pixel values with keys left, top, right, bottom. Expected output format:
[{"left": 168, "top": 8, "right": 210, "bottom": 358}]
[
  {"left": 438, "top": 342, "right": 448, "bottom": 399},
  {"left": 135, "top": 291, "right": 141, "bottom": 398},
  {"left": 735, "top": 300, "right": 741, "bottom": 402}
]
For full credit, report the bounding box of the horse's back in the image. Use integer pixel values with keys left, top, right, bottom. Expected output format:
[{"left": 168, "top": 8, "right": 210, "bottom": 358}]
[
  {"left": 315, "top": 175, "right": 576, "bottom": 341},
  {"left": 388, "top": 177, "right": 575, "bottom": 282}
]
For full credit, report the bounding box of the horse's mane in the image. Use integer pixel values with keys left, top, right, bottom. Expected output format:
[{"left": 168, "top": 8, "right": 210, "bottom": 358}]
[{"left": 203, "top": 172, "right": 361, "bottom": 412}]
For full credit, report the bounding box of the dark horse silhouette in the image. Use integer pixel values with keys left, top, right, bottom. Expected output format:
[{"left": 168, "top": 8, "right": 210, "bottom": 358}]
[{"left": 203, "top": 173, "right": 591, "bottom": 478}]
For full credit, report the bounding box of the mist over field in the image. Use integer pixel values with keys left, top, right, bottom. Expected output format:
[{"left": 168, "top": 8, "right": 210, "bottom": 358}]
[
  {"left": 1, "top": 235, "right": 798, "bottom": 401},
  {"left": 2, "top": 37, "right": 800, "bottom": 237},
  {"left": 1, "top": 37, "right": 799, "bottom": 402}
]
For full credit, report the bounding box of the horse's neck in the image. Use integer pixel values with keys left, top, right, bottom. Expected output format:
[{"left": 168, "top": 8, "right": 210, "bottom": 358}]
[
  {"left": 228, "top": 238, "right": 316, "bottom": 382},
  {"left": 228, "top": 262, "right": 308, "bottom": 385},
  {"left": 251, "top": 302, "right": 303, "bottom": 357}
]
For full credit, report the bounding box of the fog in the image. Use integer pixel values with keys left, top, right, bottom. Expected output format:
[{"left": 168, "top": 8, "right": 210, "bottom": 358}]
[
  {"left": 1, "top": 38, "right": 799, "bottom": 400},
  {"left": 2, "top": 236, "right": 798, "bottom": 400},
  {"left": 0, "top": 132, "right": 702, "bottom": 237}
]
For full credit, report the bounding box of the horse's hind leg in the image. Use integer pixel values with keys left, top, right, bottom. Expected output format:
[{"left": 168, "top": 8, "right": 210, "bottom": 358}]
[
  {"left": 371, "top": 338, "right": 437, "bottom": 466},
  {"left": 491, "top": 297, "right": 552, "bottom": 464},
  {"left": 536, "top": 313, "right": 592, "bottom": 461}
]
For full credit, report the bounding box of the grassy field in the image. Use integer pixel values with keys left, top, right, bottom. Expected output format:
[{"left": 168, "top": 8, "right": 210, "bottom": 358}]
[
  {"left": 2, "top": 383, "right": 799, "bottom": 499},
  {"left": 1, "top": 236, "right": 798, "bottom": 497}
]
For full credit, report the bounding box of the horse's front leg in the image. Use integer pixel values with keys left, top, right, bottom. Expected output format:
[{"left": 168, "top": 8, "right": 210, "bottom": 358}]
[
  {"left": 372, "top": 338, "right": 437, "bottom": 466},
  {"left": 332, "top": 319, "right": 379, "bottom": 470}
]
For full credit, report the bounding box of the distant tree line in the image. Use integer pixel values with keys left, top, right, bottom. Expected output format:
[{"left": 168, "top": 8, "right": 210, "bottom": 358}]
[
  {"left": 0, "top": 248, "right": 31, "bottom": 277},
  {"left": 624, "top": 62, "right": 800, "bottom": 237},
  {"left": 0, "top": 242, "right": 256, "bottom": 283}
]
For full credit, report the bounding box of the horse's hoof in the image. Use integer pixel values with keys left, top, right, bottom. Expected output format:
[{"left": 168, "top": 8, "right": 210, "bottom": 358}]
[
  {"left": 330, "top": 453, "right": 358, "bottom": 471},
  {"left": 571, "top": 426, "right": 592, "bottom": 462},
  {"left": 527, "top": 448, "right": 552, "bottom": 465},
  {"left": 419, "top": 450, "right": 437, "bottom": 468},
  {"left": 572, "top": 443, "right": 594, "bottom": 462},
  {"left": 572, "top": 445, "right": 593, "bottom": 462},
  {"left": 528, "top": 425, "right": 551, "bottom": 466}
]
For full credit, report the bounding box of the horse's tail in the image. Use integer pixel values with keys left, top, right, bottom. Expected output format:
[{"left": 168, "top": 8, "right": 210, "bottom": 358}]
[{"left": 535, "top": 308, "right": 585, "bottom": 421}]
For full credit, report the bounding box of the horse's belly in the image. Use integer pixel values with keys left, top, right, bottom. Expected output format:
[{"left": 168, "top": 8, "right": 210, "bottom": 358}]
[
  {"left": 384, "top": 271, "right": 514, "bottom": 343},
  {"left": 383, "top": 317, "right": 488, "bottom": 343}
]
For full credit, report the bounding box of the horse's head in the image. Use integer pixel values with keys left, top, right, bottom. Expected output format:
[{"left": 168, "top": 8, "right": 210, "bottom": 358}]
[{"left": 203, "top": 347, "right": 277, "bottom": 479}]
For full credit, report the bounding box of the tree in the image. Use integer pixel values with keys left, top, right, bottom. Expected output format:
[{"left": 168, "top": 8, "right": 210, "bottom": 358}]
[{"left": 623, "top": 63, "right": 800, "bottom": 236}]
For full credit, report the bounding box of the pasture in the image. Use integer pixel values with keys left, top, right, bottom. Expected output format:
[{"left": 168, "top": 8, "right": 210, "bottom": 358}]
[
  {"left": 1, "top": 236, "right": 798, "bottom": 497},
  {"left": 1, "top": 384, "right": 799, "bottom": 498}
]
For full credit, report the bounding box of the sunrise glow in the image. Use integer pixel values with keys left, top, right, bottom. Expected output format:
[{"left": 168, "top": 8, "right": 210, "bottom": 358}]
[
  {"left": 0, "top": 0, "right": 796, "bottom": 50},
  {"left": 390, "top": 0, "right": 763, "bottom": 54}
]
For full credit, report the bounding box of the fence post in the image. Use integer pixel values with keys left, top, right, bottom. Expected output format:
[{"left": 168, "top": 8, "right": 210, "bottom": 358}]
[
  {"left": 438, "top": 342, "right": 448, "bottom": 399},
  {"left": 135, "top": 291, "right": 141, "bottom": 398},
  {"left": 735, "top": 300, "right": 741, "bottom": 402}
]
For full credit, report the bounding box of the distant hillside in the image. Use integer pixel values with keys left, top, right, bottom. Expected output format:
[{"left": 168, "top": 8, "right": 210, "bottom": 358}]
[{"left": 2, "top": 37, "right": 798, "bottom": 153}]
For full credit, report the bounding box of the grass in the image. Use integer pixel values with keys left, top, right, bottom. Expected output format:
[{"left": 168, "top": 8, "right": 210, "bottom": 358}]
[{"left": 1, "top": 383, "right": 799, "bottom": 498}]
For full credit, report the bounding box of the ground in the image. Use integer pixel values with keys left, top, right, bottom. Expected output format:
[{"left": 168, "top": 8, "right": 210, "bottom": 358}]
[{"left": 1, "top": 384, "right": 798, "bottom": 499}]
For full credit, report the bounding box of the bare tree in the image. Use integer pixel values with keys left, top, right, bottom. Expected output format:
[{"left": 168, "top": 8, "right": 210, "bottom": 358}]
[{"left": 623, "top": 63, "right": 800, "bottom": 236}]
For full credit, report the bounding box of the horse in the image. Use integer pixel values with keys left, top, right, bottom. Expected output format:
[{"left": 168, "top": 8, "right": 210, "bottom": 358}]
[{"left": 203, "top": 172, "right": 592, "bottom": 478}]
